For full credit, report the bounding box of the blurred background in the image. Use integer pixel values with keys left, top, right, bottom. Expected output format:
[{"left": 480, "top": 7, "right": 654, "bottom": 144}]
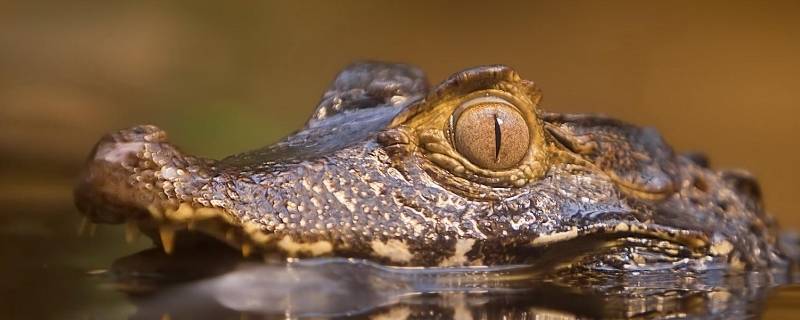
[{"left": 1, "top": 1, "right": 799, "bottom": 318}]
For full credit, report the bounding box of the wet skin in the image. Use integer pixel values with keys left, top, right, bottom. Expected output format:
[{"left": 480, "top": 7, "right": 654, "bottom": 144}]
[{"left": 74, "top": 62, "right": 788, "bottom": 269}]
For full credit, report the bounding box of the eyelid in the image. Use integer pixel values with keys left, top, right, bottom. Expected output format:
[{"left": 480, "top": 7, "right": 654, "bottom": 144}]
[{"left": 460, "top": 96, "right": 514, "bottom": 109}]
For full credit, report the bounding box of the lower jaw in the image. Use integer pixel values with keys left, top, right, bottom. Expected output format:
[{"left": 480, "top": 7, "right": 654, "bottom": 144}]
[
  {"left": 133, "top": 216, "right": 270, "bottom": 259},
  {"left": 85, "top": 201, "right": 721, "bottom": 269},
  {"left": 87, "top": 201, "right": 277, "bottom": 259},
  {"left": 108, "top": 202, "right": 348, "bottom": 262}
]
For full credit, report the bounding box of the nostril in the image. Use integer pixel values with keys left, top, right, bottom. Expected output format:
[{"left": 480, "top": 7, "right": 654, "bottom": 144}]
[
  {"left": 692, "top": 175, "right": 709, "bottom": 193},
  {"left": 122, "top": 125, "right": 168, "bottom": 143},
  {"left": 76, "top": 125, "right": 176, "bottom": 223},
  {"left": 92, "top": 140, "right": 145, "bottom": 164},
  {"left": 87, "top": 125, "right": 169, "bottom": 164}
]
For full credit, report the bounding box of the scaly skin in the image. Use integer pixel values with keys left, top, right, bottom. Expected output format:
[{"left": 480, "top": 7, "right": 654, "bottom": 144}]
[{"left": 74, "top": 62, "right": 787, "bottom": 269}]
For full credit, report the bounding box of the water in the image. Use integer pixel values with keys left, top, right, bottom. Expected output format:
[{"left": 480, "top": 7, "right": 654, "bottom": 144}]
[
  {"left": 108, "top": 256, "right": 797, "bottom": 319},
  {"left": 2, "top": 201, "right": 798, "bottom": 319}
]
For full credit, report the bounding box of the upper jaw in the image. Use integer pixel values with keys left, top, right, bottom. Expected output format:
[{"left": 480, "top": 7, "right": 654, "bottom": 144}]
[
  {"left": 72, "top": 125, "right": 722, "bottom": 266},
  {"left": 74, "top": 125, "right": 263, "bottom": 255},
  {"left": 73, "top": 123, "right": 394, "bottom": 259},
  {"left": 75, "top": 125, "right": 173, "bottom": 224}
]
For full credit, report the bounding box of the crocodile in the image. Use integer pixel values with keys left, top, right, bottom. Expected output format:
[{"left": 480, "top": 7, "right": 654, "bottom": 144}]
[{"left": 74, "top": 62, "right": 788, "bottom": 269}]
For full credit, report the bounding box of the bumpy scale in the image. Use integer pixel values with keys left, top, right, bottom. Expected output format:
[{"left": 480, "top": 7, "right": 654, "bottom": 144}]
[{"left": 75, "top": 62, "right": 787, "bottom": 270}]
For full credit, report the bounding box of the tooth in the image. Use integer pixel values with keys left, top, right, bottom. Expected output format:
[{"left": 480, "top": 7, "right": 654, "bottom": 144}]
[
  {"left": 77, "top": 217, "right": 89, "bottom": 236},
  {"left": 147, "top": 204, "right": 164, "bottom": 220},
  {"left": 159, "top": 227, "right": 176, "bottom": 254},
  {"left": 187, "top": 220, "right": 196, "bottom": 230},
  {"left": 219, "top": 212, "right": 237, "bottom": 224},
  {"left": 161, "top": 314, "right": 172, "bottom": 320},
  {"left": 244, "top": 222, "right": 272, "bottom": 244},
  {"left": 88, "top": 222, "right": 97, "bottom": 237},
  {"left": 86, "top": 269, "right": 108, "bottom": 276},
  {"left": 166, "top": 203, "right": 194, "bottom": 221},
  {"left": 241, "top": 243, "right": 252, "bottom": 257},
  {"left": 125, "top": 220, "right": 140, "bottom": 243},
  {"left": 225, "top": 229, "right": 236, "bottom": 242},
  {"left": 195, "top": 207, "right": 219, "bottom": 220}
]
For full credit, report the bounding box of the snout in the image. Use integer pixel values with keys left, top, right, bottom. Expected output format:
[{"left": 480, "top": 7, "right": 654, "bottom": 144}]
[
  {"left": 74, "top": 125, "right": 181, "bottom": 224},
  {"left": 73, "top": 125, "right": 260, "bottom": 256}
]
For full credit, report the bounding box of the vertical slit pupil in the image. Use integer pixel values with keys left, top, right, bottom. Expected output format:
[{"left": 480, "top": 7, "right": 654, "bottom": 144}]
[{"left": 494, "top": 113, "right": 502, "bottom": 162}]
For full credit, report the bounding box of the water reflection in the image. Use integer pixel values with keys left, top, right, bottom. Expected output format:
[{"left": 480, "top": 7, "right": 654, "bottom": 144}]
[
  {"left": 105, "top": 245, "right": 798, "bottom": 319},
  {"left": 2, "top": 204, "right": 797, "bottom": 319}
]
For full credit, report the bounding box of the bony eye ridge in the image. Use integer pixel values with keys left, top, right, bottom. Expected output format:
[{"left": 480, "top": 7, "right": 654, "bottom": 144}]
[{"left": 452, "top": 97, "right": 530, "bottom": 170}]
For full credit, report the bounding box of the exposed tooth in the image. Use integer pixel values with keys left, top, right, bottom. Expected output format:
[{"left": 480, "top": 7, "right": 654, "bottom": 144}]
[
  {"left": 244, "top": 222, "right": 272, "bottom": 244},
  {"left": 187, "top": 220, "right": 196, "bottom": 230},
  {"left": 195, "top": 207, "right": 220, "bottom": 220},
  {"left": 225, "top": 229, "right": 236, "bottom": 242},
  {"left": 219, "top": 213, "right": 237, "bottom": 225},
  {"left": 241, "top": 243, "right": 252, "bottom": 257},
  {"left": 88, "top": 222, "right": 97, "bottom": 237},
  {"left": 125, "top": 220, "right": 140, "bottom": 243},
  {"left": 159, "top": 227, "right": 176, "bottom": 254},
  {"left": 77, "top": 217, "right": 89, "bottom": 236},
  {"left": 251, "top": 232, "right": 272, "bottom": 245},
  {"left": 166, "top": 202, "right": 194, "bottom": 221},
  {"left": 86, "top": 269, "right": 108, "bottom": 276},
  {"left": 193, "top": 206, "right": 236, "bottom": 224},
  {"left": 147, "top": 204, "right": 164, "bottom": 220}
]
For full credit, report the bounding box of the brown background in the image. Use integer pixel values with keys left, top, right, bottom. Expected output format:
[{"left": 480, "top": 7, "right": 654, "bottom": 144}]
[
  {"left": 2, "top": 1, "right": 800, "bottom": 318},
  {"left": 2, "top": 1, "right": 798, "bottom": 227}
]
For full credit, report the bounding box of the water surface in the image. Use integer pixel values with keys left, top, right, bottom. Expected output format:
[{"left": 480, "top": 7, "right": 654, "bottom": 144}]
[{"left": 3, "top": 200, "right": 798, "bottom": 319}]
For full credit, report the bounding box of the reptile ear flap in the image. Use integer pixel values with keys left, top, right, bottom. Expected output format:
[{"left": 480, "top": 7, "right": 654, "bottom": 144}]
[
  {"left": 306, "top": 62, "right": 429, "bottom": 129},
  {"left": 543, "top": 114, "right": 678, "bottom": 199},
  {"left": 721, "top": 169, "right": 764, "bottom": 213}
]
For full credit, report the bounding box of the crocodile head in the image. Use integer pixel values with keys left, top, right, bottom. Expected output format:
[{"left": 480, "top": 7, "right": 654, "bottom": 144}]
[{"left": 74, "top": 62, "right": 786, "bottom": 268}]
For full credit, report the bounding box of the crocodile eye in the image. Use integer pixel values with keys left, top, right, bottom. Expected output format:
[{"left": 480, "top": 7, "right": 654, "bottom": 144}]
[{"left": 453, "top": 99, "right": 530, "bottom": 170}]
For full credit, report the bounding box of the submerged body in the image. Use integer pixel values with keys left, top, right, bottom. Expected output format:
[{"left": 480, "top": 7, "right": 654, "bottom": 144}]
[{"left": 75, "top": 63, "right": 787, "bottom": 270}]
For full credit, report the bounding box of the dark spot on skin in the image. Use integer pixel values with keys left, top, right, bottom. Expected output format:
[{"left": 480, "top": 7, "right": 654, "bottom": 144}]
[
  {"left": 749, "top": 223, "right": 764, "bottom": 236},
  {"left": 692, "top": 176, "right": 709, "bottom": 193}
]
